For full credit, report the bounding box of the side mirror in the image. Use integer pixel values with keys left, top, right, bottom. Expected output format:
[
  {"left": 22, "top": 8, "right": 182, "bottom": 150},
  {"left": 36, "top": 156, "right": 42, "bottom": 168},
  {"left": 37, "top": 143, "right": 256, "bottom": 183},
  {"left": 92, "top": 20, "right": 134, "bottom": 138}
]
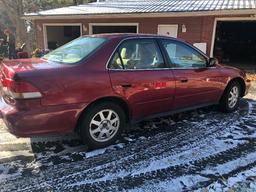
[{"left": 207, "top": 58, "right": 218, "bottom": 67}]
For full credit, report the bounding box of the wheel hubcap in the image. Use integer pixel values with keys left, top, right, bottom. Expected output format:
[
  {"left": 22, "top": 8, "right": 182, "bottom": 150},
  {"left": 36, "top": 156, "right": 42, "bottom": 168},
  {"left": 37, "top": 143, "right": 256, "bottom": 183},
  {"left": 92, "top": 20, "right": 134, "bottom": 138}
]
[
  {"left": 228, "top": 86, "right": 239, "bottom": 108},
  {"left": 89, "top": 109, "right": 120, "bottom": 142}
]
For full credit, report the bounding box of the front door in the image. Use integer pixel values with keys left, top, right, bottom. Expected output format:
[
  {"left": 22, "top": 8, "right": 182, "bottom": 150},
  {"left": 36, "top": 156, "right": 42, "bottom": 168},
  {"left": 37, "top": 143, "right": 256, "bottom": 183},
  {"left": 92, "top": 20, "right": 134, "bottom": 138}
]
[
  {"left": 108, "top": 38, "right": 175, "bottom": 121},
  {"left": 159, "top": 39, "right": 223, "bottom": 109}
]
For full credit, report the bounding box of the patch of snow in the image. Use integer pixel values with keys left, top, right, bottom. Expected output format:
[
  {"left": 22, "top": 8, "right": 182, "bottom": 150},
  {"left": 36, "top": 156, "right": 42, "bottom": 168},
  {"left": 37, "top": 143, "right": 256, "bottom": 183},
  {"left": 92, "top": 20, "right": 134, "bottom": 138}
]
[
  {"left": 85, "top": 148, "right": 107, "bottom": 158},
  {"left": 131, "top": 137, "right": 243, "bottom": 176},
  {"left": 129, "top": 175, "right": 208, "bottom": 192},
  {"left": 200, "top": 151, "right": 256, "bottom": 176},
  {"left": 139, "top": 136, "right": 147, "bottom": 140},
  {"left": 0, "top": 150, "right": 33, "bottom": 160},
  {"left": 0, "top": 164, "right": 22, "bottom": 181},
  {"left": 85, "top": 143, "right": 126, "bottom": 158},
  {"left": 124, "top": 137, "right": 134, "bottom": 142},
  {"left": 114, "top": 143, "right": 125, "bottom": 149},
  {"left": 57, "top": 145, "right": 87, "bottom": 155},
  {"left": 202, "top": 167, "right": 256, "bottom": 192}
]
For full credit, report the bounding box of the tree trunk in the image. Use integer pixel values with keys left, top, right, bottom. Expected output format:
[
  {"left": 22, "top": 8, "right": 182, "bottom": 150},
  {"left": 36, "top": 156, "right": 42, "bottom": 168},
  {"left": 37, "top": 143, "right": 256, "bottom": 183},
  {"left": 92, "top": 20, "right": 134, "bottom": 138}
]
[{"left": 15, "top": 0, "right": 27, "bottom": 45}]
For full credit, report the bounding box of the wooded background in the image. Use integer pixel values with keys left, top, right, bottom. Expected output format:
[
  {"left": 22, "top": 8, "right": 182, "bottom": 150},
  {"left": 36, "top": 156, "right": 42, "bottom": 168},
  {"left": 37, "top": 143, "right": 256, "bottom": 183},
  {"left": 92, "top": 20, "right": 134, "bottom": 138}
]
[{"left": 0, "top": 0, "right": 96, "bottom": 51}]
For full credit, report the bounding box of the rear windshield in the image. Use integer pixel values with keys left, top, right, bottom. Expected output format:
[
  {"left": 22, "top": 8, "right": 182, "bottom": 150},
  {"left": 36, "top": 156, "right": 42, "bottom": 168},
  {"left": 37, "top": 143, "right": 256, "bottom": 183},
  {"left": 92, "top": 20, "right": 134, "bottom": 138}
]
[{"left": 43, "top": 37, "right": 107, "bottom": 64}]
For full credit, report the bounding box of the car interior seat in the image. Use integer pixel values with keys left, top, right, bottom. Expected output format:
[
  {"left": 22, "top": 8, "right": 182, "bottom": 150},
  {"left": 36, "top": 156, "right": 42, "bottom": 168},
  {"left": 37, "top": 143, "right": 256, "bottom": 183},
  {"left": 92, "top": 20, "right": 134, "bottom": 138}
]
[{"left": 120, "top": 48, "right": 131, "bottom": 66}]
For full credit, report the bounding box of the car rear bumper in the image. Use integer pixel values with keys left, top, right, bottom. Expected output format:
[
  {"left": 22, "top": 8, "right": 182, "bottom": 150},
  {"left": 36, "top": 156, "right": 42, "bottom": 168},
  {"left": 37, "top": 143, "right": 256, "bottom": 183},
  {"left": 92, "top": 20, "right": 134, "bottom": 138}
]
[{"left": 0, "top": 98, "right": 87, "bottom": 137}]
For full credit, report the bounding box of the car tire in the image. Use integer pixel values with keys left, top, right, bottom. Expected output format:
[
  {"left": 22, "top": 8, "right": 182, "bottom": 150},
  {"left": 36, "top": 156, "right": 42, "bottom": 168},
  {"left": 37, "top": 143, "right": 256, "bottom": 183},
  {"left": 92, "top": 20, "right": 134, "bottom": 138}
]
[
  {"left": 78, "top": 102, "right": 126, "bottom": 149},
  {"left": 219, "top": 81, "right": 241, "bottom": 113}
]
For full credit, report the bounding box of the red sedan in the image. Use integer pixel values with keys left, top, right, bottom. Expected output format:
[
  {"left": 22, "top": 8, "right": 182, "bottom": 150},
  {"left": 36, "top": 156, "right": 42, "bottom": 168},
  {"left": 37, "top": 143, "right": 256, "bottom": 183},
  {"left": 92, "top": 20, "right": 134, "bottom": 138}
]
[{"left": 0, "top": 34, "right": 250, "bottom": 148}]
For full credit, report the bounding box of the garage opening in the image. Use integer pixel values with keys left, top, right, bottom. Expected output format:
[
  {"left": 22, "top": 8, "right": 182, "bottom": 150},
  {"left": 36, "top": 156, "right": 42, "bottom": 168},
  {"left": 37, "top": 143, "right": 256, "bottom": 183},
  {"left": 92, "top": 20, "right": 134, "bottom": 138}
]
[
  {"left": 213, "top": 21, "right": 256, "bottom": 70},
  {"left": 91, "top": 25, "right": 137, "bottom": 34},
  {"left": 45, "top": 25, "right": 81, "bottom": 50}
]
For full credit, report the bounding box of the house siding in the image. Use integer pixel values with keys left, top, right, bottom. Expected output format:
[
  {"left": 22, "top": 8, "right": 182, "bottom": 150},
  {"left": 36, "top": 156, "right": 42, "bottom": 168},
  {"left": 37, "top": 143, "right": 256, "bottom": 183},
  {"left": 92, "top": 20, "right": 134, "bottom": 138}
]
[{"left": 34, "top": 15, "right": 249, "bottom": 55}]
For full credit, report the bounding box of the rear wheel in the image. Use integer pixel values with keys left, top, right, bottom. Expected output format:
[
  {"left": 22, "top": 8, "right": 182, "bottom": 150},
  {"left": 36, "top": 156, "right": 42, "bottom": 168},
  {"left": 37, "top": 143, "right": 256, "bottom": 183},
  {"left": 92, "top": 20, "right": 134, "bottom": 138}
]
[
  {"left": 219, "top": 81, "right": 241, "bottom": 112},
  {"left": 78, "top": 102, "right": 126, "bottom": 149}
]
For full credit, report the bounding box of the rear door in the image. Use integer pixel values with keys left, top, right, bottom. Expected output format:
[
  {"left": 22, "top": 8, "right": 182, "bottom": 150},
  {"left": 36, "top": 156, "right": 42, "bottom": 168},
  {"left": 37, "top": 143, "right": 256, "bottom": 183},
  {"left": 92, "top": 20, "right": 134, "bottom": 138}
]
[
  {"left": 159, "top": 39, "right": 223, "bottom": 109},
  {"left": 108, "top": 38, "right": 175, "bottom": 121}
]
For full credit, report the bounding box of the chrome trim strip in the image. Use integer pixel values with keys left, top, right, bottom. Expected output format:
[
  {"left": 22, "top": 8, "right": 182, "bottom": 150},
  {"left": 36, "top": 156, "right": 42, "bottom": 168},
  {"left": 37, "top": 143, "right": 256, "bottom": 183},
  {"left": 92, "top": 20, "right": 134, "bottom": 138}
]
[
  {"left": 109, "top": 68, "right": 170, "bottom": 71},
  {"left": 11, "top": 92, "right": 42, "bottom": 99},
  {"left": 108, "top": 66, "right": 217, "bottom": 72}
]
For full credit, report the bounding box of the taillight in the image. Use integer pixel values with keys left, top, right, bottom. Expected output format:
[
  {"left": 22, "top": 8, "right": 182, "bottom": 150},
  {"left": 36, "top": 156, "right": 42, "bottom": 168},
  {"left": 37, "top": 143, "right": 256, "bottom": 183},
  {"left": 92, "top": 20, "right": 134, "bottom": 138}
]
[{"left": 1, "top": 78, "right": 42, "bottom": 99}]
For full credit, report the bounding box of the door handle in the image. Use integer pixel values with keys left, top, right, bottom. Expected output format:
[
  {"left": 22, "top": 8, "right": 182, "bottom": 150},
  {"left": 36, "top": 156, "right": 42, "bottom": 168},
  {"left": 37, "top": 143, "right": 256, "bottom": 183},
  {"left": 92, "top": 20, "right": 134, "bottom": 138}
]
[
  {"left": 121, "top": 83, "right": 132, "bottom": 88},
  {"left": 180, "top": 78, "right": 188, "bottom": 83}
]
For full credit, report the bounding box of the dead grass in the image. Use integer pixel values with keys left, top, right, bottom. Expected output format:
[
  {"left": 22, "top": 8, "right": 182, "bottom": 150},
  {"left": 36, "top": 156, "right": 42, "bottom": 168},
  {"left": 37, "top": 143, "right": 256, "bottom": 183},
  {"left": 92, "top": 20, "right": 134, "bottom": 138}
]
[{"left": 247, "top": 73, "right": 256, "bottom": 81}]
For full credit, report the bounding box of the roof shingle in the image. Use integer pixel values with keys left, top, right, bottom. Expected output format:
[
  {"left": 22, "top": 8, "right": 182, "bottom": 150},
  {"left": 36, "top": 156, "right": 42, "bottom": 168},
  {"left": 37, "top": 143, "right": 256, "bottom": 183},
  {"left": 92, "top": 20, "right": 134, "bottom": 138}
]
[{"left": 25, "top": 0, "right": 256, "bottom": 16}]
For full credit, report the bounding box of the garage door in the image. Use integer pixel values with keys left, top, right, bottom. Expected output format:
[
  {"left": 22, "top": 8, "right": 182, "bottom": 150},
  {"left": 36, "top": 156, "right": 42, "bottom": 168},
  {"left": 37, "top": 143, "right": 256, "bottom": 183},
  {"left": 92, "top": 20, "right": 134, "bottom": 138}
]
[
  {"left": 213, "top": 21, "right": 256, "bottom": 70},
  {"left": 91, "top": 25, "right": 138, "bottom": 34},
  {"left": 45, "top": 25, "right": 81, "bottom": 50}
]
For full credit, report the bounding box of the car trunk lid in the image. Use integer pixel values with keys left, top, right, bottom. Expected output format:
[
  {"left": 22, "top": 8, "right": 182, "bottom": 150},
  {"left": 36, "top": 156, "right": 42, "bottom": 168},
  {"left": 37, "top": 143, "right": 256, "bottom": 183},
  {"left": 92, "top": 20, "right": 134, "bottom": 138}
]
[
  {"left": 0, "top": 58, "right": 65, "bottom": 105},
  {"left": 1, "top": 58, "right": 65, "bottom": 79}
]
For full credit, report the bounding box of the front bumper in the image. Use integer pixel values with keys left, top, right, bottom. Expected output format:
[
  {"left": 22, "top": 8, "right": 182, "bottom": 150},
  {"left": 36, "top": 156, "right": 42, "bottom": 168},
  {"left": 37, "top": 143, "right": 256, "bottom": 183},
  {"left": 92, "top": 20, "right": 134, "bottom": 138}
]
[{"left": 0, "top": 98, "right": 87, "bottom": 137}]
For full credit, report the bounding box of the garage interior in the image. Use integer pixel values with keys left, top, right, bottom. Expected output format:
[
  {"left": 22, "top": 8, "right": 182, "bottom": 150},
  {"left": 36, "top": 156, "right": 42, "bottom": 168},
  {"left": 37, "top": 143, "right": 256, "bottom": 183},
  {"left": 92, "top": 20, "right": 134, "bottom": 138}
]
[
  {"left": 46, "top": 26, "right": 81, "bottom": 50},
  {"left": 92, "top": 25, "right": 137, "bottom": 34},
  {"left": 213, "top": 21, "right": 256, "bottom": 70}
]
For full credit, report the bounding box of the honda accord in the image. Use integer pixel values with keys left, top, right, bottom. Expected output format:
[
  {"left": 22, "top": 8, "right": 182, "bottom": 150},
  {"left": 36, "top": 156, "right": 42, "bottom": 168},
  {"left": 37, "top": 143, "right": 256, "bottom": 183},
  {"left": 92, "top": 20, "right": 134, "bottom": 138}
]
[{"left": 0, "top": 34, "right": 251, "bottom": 148}]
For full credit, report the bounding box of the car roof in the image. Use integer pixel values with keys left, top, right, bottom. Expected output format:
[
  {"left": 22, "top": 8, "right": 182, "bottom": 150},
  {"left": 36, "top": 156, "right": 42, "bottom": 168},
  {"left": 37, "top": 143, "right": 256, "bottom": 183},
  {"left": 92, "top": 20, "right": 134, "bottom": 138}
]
[
  {"left": 83, "top": 33, "right": 208, "bottom": 58},
  {"left": 84, "top": 33, "right": 184, "bottom": 42}
]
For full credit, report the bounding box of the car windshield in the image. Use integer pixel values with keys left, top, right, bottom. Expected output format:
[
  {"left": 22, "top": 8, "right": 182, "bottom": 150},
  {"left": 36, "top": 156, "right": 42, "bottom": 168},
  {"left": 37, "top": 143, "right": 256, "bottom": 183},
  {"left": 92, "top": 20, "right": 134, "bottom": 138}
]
[{"left": 43, "top": 37, "right": 107, "bottom": 64}]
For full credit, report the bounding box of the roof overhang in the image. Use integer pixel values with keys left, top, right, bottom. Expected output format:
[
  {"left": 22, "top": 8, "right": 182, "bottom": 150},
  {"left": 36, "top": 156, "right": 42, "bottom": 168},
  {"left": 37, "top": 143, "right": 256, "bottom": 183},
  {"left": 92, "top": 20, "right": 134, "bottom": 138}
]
[{"left": 22, "top": 9, "right": 256, "bottom": 20}]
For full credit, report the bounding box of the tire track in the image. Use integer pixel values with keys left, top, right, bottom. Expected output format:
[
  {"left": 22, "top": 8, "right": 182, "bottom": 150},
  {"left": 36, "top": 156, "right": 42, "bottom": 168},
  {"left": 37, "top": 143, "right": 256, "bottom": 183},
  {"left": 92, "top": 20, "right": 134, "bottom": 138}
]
[{"left": 59, "top": 141, "right": 256, "bottom": 191}]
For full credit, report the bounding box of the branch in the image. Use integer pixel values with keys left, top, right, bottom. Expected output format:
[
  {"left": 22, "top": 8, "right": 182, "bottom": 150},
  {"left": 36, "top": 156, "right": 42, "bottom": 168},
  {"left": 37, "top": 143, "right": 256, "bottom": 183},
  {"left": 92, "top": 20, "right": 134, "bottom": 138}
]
[{"left": 0, "top": 0, "right": 17, "bottom": 13}]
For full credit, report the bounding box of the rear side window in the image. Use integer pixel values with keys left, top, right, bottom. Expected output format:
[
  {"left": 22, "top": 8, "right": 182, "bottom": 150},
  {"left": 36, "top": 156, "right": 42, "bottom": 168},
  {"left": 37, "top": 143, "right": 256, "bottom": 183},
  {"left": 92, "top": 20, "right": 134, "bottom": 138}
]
[
  {"left": 43, "top": 37, "right": 107, "bottom": 64},
  {"left": 109, "top": 39, "right": 165, "bottom": 70},
  {"left": 161, "top": 40, "right": 207, "bottom": 68}
]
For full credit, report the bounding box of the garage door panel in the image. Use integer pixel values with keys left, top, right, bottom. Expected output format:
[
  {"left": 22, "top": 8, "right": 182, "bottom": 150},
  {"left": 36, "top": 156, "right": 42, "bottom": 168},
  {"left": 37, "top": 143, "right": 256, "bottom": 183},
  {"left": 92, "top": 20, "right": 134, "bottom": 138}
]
[{"left": 92, "top": 25, "right": 137, "bottom": 34}]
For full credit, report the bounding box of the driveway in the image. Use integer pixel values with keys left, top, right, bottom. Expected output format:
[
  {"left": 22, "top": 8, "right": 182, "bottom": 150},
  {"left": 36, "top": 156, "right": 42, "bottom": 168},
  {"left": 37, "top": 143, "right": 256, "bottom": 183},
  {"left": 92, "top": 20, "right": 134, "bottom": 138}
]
[{"left": 0, "top": 82, "right": 255, "bottom": 192}]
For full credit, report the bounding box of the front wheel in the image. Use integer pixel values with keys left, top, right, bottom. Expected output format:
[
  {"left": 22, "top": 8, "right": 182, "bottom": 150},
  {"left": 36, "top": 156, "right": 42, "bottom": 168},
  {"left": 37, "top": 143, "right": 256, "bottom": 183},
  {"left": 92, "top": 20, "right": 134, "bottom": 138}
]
[
  {"left": 78, "top": 102, "right": 126, "bottom": 149},
  {"left": 219, "top": 81, "right": 241, "bottom": 112}
]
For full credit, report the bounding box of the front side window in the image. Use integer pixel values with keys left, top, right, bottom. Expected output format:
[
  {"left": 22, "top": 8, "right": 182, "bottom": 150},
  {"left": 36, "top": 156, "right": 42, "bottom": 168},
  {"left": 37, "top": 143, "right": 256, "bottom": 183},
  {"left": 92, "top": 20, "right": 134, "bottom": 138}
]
[
  {"left": 43, "top": 37, "right": 107, "bottom": 64},
  {"left": 109, "top": 39, "right": 165, "bottom": 70},
  {"left": 161, "top": 40, "right": 207, "bottom": 68}
]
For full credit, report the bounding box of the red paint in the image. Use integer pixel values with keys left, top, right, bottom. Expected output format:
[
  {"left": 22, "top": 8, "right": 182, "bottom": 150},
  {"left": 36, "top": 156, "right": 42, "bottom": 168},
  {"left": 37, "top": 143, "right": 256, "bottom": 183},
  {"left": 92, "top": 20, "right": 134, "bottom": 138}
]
[
  {"left": 0, "top": 34, "right": 250, "bottom": 137},
  {"left": 172, "top": 68, "right": 224, "bottom": 109}
]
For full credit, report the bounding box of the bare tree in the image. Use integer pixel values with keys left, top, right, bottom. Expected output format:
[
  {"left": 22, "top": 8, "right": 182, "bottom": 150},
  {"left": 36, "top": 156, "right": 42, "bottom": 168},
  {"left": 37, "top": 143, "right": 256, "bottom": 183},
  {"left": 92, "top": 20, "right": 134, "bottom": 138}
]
[
  {"left": 0, "top": 0, "right": 98, "bottom": 51},
  {"left": 0, "top": 0, "right": 27, "bottom": 44}
]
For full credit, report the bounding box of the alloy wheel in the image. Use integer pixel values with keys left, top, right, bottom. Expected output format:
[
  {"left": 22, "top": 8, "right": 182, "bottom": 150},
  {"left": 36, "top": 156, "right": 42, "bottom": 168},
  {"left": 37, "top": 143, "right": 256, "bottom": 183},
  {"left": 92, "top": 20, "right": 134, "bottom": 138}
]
[
  {"left": 228, "top": 86, "right": 239, "bottom": 109},
  {"left": 89, "top": 109, "right": 120, "bottom": 142}
]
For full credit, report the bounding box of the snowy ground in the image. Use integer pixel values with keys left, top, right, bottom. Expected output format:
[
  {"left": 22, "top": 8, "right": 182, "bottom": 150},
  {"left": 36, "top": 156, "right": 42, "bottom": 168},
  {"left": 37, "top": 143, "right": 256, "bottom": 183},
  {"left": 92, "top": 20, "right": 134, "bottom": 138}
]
[{"left": 0, "top": 82, "right": 255, "bottom": 192}]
